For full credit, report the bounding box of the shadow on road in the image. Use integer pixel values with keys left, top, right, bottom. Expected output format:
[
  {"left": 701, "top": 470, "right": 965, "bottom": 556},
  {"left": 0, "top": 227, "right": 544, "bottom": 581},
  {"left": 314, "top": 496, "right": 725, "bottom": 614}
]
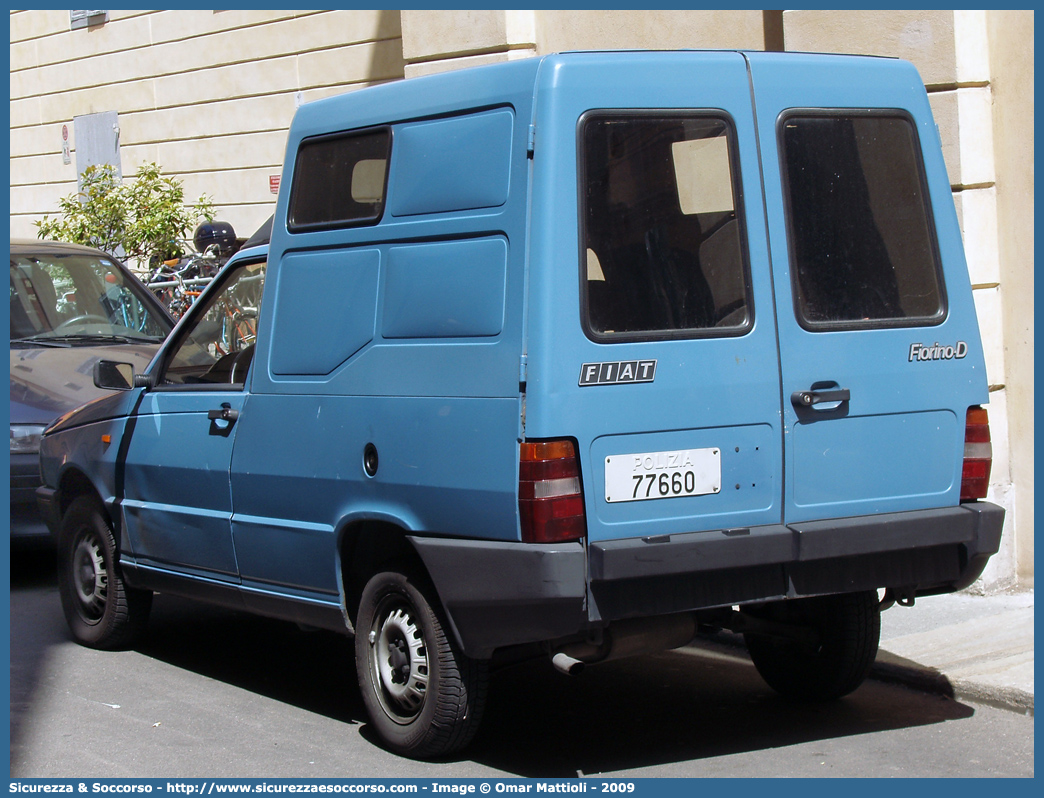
[
  {"left": 9, "top": 543, "right": 62, "bottom": 757},
  {"left": 137, "top": 594, "right": 975, "bottom": 776},
  {"left": 11, "top": 547, "right": 975, "bottom": 776},
  {"left": 9, "top": 542, "right": 57, "bottom": 589},
  {"left": 141, "top": 593, "right": 363, "bottom": 726},
  {"left": 468, "top": 645, "right": 974, "bottom": 776}
]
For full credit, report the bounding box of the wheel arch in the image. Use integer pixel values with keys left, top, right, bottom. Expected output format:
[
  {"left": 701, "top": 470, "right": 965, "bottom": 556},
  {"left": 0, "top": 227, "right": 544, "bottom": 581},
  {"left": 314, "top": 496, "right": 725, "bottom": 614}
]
[
  {"left": 336, "top": 519, "right": 480, "bottom": 659},
  {"left": 55, "top": 466, "right": 110, "bottom": 527},
  {"left": 338, "top": 519, "right": 428, "bottom": 628}
]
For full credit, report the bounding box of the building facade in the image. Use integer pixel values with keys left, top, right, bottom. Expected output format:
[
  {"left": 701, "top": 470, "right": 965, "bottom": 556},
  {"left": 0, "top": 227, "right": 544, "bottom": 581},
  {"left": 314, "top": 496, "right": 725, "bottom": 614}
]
[{"left": 8, "top": 9, "right": 1033, "bottom": 590}]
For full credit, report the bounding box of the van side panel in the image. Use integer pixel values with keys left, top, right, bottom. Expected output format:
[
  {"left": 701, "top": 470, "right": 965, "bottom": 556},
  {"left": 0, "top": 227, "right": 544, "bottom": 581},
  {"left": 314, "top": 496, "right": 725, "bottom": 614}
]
[
  {"left": 268, "top": 248, "right": 380, "bottom": 375},
  {"left": 388, "top": 110, "right": 515, "bottom": 217},
  {"left": 230, "top": 394, "right": 521, "bottom": 596},
  {"left": 383, "top": 238, "right": 507, "bottom": 339},
  {"left": 231, "top": 65, "right": 539, "bottom": 603}
]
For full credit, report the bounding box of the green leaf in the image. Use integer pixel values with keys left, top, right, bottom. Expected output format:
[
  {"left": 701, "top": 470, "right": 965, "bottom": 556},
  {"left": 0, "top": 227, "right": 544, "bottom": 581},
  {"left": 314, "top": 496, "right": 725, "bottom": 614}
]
[{"left": 35, "top": 161, "right": 217, "bottom": 265}]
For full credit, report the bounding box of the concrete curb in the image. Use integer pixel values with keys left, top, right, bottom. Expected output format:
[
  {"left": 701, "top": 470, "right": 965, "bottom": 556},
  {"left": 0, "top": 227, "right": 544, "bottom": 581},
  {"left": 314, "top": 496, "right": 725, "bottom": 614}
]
[
  {"left": 871, "top": 652, "right": 1035, "bottom": 716},
  {"left": 689, "top": 632, "right": 1035, "bottom": 717}
]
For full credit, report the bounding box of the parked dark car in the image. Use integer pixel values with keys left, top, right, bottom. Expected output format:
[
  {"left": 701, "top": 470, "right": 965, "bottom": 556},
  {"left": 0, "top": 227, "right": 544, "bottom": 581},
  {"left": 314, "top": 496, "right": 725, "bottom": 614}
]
[{"left": 10, "top": 240, "right": 174, "bottom": 541}]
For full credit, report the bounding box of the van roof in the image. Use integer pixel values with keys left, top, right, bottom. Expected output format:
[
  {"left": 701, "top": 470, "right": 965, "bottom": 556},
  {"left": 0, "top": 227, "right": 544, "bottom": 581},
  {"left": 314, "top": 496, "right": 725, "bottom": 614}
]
[{"left": 288, "top": 50, "right": 913, "bottom": 139}]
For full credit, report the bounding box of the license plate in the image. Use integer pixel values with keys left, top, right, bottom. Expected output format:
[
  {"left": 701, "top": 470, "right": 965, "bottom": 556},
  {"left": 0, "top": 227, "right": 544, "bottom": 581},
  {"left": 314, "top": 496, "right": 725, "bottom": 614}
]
[{"left": 604, "top": 448, "right": 721, "bottom": 503}]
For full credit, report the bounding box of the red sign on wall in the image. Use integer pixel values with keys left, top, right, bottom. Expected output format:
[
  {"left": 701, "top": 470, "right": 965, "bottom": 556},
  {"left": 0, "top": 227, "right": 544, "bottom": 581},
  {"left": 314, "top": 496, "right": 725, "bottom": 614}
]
[{"left": 270, "top": 175, "right": 281, "bottom": 194}]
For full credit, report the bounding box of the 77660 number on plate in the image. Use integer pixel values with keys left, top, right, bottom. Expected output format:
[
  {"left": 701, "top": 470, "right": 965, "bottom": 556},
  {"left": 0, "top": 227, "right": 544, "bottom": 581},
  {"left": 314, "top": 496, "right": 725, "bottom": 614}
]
[{"left": 605, "top": 447, "right": 721, "bottom": 503}]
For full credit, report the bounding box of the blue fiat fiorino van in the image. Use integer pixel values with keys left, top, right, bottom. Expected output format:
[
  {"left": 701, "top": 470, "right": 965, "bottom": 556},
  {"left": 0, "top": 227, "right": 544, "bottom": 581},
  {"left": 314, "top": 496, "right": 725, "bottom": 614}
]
[{"left": 37, "top": 50, "right": 1003, "bottom": 758}]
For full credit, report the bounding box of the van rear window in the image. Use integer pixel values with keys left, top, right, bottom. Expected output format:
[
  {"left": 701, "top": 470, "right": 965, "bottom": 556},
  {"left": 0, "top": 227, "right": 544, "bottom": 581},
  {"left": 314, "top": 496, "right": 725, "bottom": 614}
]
[
  {"left": 780, "top": 113, "right": 945, "bottom": 328},
  {"left": 288, "top": 127, "right": 391, "bottom": 231},
  {"left": 580, "top": 113, "right": 752, "bottom": 340}
]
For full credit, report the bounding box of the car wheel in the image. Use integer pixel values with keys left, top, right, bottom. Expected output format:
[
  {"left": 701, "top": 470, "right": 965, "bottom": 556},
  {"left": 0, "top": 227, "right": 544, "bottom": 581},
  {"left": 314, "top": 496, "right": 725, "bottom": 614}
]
[
  {"left": 355, "top": 568, "right": 488, "bottom": 759},
  {"left": 57, "top": 496, "right": 152, "bottom": 649},
  {"left": 744, "top": 591, "right": 880, "bottom": 701}
]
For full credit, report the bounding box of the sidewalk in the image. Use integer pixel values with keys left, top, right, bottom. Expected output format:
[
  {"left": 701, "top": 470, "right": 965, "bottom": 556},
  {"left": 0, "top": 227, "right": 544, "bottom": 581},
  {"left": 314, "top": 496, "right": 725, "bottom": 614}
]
[{"left": 872, "top": 589, "right": 1034, "bottom": 715}]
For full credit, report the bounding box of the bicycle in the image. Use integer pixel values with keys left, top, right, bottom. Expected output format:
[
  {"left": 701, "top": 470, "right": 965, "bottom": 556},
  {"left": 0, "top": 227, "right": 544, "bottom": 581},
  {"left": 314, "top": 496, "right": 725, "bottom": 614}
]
[{"left": 147, "top": 222, "right": 239, "bottom": 318}]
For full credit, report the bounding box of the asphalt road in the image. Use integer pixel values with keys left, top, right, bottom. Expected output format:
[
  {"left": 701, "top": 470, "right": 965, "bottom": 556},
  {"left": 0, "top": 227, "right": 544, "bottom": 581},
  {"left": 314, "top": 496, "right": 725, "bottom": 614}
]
[{"left": 9, "top": 546, "right": 1034, "bottom": 779}]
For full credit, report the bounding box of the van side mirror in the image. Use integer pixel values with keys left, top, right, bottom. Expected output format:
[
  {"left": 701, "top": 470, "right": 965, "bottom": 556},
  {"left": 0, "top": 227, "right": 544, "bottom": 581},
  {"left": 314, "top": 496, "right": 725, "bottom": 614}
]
[{"left": 93, "top": 360, "right": 140, "bottom": 391}]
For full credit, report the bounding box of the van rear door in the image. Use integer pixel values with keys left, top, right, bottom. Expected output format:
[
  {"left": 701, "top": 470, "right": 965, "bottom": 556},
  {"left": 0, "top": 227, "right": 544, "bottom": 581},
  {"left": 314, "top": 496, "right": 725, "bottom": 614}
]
[
  {"left": 526, "top": 52, "right": 784, "bottom": 544},
  {"left": 746, "top": 53, "right": 990, "bottom": 523}
]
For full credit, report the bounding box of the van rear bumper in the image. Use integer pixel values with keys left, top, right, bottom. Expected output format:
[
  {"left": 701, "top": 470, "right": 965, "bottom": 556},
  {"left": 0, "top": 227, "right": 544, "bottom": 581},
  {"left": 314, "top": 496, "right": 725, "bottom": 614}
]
[
  {"left": 408, "top": 536, "right": 588, "bottom": 659},
  {"left": 412, "top": 502, "right": 1004, "bottom": 659},
  {"left": 588, "top": 502, "right": 1004, "bottom": 622}
]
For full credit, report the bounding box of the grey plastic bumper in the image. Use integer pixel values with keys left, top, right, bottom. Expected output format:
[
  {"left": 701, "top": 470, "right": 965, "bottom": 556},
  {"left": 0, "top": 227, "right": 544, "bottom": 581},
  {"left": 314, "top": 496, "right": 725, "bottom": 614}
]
[
  {"left": 412, "top": 502, "right": 1004, "bottom": 659},
  {"left": 34, "top": 485, "right": 62, "bottom": 538},
  {"left": 408, "top": 536, "right": 587, "bottom": 659},
  {"left": 588, "top": 503, "right": 1005, "bottom": 622}
]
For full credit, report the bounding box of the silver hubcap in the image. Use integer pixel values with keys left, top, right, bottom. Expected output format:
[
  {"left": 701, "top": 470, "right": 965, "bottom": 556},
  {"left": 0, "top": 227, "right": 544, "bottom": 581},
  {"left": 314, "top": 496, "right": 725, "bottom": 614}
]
[
  {"left": 72, "top": 533, "right": 107, "bottom": 622},
  {"left": 370, "top": 601, "right": 429, "bottom": 722}
]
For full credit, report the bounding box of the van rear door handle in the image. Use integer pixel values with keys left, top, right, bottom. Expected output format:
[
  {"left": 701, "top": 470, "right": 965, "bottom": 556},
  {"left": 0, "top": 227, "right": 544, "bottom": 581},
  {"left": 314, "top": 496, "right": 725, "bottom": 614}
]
[{"left": 791, "top": 388, "right": 850, "bottom": 408}]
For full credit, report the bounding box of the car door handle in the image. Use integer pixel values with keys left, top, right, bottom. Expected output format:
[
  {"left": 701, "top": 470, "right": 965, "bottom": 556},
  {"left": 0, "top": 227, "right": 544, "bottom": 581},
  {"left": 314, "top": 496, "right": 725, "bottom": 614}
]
[
  {"left": 791, "top": 388, "right": 850, "bottom": 408},
  {"left": 207, "top": 404, "right": 240, "bottom": 422}
]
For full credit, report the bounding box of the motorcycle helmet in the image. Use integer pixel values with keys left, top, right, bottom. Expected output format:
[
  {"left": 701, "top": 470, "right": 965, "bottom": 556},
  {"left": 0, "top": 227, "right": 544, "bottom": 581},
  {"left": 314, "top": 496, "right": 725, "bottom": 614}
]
[{"left": 193, "top": 221, "right": 238, "bottom": 257}]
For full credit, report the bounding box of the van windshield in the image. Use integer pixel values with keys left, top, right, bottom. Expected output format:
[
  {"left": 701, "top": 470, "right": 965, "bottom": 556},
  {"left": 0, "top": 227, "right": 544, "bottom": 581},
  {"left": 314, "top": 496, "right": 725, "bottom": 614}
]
[{"left": 580, "top": 113, "right": 751, "bottom": 339}]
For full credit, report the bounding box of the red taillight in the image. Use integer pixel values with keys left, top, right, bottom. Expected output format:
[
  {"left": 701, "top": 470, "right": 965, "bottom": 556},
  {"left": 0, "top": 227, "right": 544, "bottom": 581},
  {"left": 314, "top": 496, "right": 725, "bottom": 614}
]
[
  {"left": 519, "top": 439, "right": 586, "bottom": 543},
  {"left": 961, "top": 406, "right": 993, "bottom": 501}
]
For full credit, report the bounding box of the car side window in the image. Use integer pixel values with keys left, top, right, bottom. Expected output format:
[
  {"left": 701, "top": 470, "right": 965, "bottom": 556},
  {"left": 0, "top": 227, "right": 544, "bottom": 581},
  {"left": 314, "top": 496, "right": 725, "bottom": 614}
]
[{"left": 159, "top": 259, "right": 267, "bottom": 387}]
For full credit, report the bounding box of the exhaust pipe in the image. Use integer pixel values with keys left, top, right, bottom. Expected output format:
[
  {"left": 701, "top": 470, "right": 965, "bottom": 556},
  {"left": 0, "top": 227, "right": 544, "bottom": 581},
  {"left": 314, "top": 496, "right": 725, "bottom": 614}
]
[
  {"left": 551, "top": 652, "right": 586, "bottom": 676},
  {"left": 550, "top": 614, "right": 697, "bottom": 675}
]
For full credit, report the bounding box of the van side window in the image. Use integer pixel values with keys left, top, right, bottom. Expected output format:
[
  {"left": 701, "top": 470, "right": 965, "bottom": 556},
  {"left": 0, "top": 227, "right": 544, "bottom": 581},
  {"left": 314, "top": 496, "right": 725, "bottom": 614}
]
[
  {"left": 780, "top": 113, "right": 945, "bottom": 328},
  {"left": 288, "top": 128, "right": 391, "bottom": 231},
  {"left": 581, "top": 113, "right": 752, "bottom": 340},
  {"left": 160, "top": 260, "right": 267, "bottom": 387}
]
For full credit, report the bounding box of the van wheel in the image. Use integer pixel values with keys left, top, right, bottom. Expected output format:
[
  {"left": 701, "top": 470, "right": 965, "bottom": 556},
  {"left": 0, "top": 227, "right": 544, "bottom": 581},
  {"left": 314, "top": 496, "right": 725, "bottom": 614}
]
[
  {"left": 744, "top": 591, "right": 880, "bottom": 701},
  {"left": 57, "top": 496, "right": 152, "bottom": 649},
  {"left": 355, "top": 569, "right": 488, "bottom": 759}
]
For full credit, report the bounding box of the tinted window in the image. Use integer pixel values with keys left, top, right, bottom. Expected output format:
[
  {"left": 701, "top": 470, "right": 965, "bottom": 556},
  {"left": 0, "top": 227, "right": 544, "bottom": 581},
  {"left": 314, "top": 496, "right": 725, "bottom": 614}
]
[
  {"left": 10, "top": 252, "right": 170, "bottom": 342},
  {"left": 581, "top": 114, "right": 751, "bottom": 339},
  {"left": 780, "top": 113, "right": 944, "bottom": 328},
  {"left": 161, "top": 259, "right": 266, "bottom": 387},
  {"left": 288, "top": 128, "right": 391, "bottom": 231}
]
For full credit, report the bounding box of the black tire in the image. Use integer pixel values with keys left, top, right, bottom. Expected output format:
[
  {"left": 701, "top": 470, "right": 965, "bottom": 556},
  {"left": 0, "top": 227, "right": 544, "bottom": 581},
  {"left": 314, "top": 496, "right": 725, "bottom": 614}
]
[
  {"left": 355, "top": 568, "right": 488, "bottom": 759},
  {"left": 57, "top": 496, "right": 152, "bottom": 649},
  {"left": 744, "top": 591, "right": 880, "bottom": 701}
]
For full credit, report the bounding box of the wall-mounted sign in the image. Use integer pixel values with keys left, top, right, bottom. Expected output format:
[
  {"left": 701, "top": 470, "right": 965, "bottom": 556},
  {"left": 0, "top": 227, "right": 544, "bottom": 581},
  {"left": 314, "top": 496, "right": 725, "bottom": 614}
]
[
  {"left": 270, "top": 175, "right": 281, "bottom": 194},
  {"left": 73, "top": 110, "right": 122, "bottom": 182}
]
